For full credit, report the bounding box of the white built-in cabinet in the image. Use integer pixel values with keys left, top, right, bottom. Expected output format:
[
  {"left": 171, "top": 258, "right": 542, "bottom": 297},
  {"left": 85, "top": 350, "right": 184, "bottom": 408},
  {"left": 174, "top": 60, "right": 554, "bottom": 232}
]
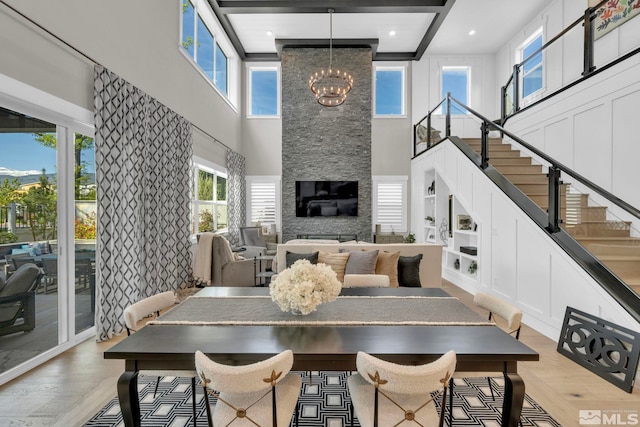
[{"left": 423, "top": 169, "right": 479, "bottom": 283}]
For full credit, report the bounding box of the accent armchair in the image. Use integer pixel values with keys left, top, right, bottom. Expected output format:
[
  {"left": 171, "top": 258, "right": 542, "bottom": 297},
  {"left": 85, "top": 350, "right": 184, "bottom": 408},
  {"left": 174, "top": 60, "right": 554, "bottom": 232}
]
[
  {"left": 211, "top": 235, "right": 258, "bottom": 287},
  {"left": 0, "top": 263, "right": 42, "bottom": 337},
  {"left": 240, "top": 226, "right": 277, "bottom": 256}
]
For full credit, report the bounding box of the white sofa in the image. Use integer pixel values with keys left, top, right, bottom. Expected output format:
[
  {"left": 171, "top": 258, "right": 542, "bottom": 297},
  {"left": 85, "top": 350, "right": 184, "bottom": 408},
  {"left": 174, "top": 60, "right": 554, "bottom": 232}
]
[{"left": 275, "top": 241, "right": 443, "bottom": 288}]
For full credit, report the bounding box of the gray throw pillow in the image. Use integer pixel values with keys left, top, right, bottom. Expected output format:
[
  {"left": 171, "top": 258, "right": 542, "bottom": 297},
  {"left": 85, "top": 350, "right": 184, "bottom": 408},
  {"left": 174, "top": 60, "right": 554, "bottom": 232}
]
[
  {"left": 286, "top": 251, "right": 319, "bottom": 268},
  {"left": 397, "top": 254, "right": 423, "bottom": 287},
  {"left": 340, "top": 249, "right": 379, "bottom": 275}
]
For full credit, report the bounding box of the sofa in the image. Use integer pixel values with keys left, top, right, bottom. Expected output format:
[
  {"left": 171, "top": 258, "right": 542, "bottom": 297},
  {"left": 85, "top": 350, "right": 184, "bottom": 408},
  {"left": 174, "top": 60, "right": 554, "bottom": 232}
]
[{"left": 274, "top": 241, "right": 443, "bottom": 288}]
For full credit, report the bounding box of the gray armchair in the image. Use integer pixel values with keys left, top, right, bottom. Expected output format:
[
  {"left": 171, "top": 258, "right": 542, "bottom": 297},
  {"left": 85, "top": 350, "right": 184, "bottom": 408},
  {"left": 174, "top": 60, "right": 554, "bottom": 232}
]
[
  {"left": 239, "top": 226, "right": 277, "bottom": 256},
  {"left": 0, "top": 263, "right": 42, "bottom": 336},
  {"left": 211, "top": 235, "right": 256, "bottom": 287}
]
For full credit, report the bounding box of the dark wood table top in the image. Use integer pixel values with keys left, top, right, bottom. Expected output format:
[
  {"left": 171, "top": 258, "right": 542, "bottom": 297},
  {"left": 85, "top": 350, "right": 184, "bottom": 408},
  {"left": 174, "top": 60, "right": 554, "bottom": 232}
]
[{"left": 105, "top": 287, "right": 538, "bottom": 372}]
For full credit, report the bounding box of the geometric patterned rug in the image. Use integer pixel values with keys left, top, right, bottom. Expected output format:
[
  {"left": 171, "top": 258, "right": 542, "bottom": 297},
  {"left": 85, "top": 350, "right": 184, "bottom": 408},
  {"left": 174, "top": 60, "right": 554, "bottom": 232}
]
[{"left": 84, "top": 372, "right": 561, "bottom": 426}]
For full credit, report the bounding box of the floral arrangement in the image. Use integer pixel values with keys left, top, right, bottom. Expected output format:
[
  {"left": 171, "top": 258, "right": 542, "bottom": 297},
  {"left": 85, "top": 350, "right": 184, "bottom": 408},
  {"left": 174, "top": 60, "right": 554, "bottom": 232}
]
[{"left": 269, "top": 259, "right": 342, "bottom": 315}]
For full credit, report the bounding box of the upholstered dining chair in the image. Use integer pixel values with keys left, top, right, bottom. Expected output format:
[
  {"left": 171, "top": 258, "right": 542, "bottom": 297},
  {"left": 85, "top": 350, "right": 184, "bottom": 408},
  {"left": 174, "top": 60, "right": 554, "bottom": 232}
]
[
  {"left": 348, "top": 350, "right": 456, "bottom": 427},
  {"left": 123, "top": 291, "right": 198, "bottom": 426},
  {"left": 195, "top": 349, "right": 301, "bottom": 427},
  {"left": 449, "top": 291, "right": 522, "bottom": 426}
]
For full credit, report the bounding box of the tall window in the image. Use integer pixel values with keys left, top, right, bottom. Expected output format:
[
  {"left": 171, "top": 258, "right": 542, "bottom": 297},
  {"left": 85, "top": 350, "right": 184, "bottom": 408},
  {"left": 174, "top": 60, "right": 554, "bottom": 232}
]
[
  {"left": 181, "top": 0, "right": 229, "bottom": 97},
  {"left": 372, "top": 176, "right": 407, "bottom": 233},
  {"left": 374, "top": 66, "right": 405, "bottom": 116},
  {"left": 193, "top": 160, "right": 227, "bottom": 234},
  {"left": 441, "top": 66, "right": 469, "bottom": 115},
  {"left": 248, "top": 67, "right": 279, "bottom": 117},
  {"left": 520, "top": 29, "right": 543, "bottom": 99},
  {"left": 246, "top": 176, "right": 281, "bottom": 229}
]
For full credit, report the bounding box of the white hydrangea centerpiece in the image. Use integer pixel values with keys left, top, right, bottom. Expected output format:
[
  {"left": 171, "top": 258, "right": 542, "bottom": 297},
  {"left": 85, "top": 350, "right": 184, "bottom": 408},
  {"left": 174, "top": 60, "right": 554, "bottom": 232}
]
[{"left": 269, "top": 259, "right": 342, "bottom": 315}]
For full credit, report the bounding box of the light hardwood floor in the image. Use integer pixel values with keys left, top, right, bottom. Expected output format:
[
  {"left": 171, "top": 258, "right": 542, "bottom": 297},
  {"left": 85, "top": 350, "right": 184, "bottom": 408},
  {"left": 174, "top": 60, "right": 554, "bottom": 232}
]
[{"left": 0, "top": 281, "right": 639, "bottom": 426}]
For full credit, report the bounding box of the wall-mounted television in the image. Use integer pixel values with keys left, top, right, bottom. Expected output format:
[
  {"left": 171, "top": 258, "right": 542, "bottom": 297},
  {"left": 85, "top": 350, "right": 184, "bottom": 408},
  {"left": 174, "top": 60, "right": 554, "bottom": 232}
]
[{"left": 295, "top": 181, "right": 358, "bottom": 217}]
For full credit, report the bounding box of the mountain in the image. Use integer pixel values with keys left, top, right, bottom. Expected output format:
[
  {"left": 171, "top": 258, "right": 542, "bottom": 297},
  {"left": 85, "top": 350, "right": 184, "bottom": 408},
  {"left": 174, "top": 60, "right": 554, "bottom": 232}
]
[
  {"left": 0, "top": 168, "right": 95, "bottom": 186},
  {"left": 0, "top": 167, "right": 42, "bottom": 177}
]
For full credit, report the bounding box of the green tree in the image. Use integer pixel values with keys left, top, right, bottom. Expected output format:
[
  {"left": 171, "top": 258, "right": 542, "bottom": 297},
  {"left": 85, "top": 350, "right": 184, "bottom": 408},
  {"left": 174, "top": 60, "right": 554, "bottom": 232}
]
[
  {"left": 198, "top": 170, "right": 214, "bottom": 200},
  {"left": 21, "top": 171, "right": 57, "bottom": 241},
  {"left": 0, "top": 178, "right": 20, "bottom": 207},
  {"left": 33, "top": 133, "right": 95, "bottom": 200}
]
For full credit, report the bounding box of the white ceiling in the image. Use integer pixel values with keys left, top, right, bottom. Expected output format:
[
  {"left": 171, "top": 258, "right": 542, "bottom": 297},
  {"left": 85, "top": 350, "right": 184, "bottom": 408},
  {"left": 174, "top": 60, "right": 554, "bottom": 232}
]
[{"left": 220, "top": 0, "right": 554, "bottom": 59}]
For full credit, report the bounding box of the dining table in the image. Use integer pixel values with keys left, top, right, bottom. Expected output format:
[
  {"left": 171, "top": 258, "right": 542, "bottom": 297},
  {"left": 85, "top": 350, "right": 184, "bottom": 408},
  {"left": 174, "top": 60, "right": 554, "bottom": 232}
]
[{"left": 104, "top": 286, "right": 539, "bottom": 427}]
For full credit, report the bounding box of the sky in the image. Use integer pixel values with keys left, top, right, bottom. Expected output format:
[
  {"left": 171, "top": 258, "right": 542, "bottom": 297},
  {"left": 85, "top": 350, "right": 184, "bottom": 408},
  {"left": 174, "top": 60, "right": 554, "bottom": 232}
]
[{"left": 0, "top": 132, "right": 95, "bottom": 174}]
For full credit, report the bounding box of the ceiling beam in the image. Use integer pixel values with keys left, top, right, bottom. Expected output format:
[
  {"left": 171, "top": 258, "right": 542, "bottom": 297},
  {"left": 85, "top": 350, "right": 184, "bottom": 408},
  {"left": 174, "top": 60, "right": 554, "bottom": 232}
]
[
  {"left": 209, "top": 0, "right": 456, "bottom": 61},
  {"left": 413, "top": 0, "right": 456, "bottom": 59},
  {"left": 217, "top": 0, "right": 448, "bottom": 14}
]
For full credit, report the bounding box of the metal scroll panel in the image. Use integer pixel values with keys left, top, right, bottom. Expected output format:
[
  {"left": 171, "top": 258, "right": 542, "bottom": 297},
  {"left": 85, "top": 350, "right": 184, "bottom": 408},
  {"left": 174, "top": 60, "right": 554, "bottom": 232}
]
[{"left": 557, "top": 306, "right": 640, "bottom": 393}]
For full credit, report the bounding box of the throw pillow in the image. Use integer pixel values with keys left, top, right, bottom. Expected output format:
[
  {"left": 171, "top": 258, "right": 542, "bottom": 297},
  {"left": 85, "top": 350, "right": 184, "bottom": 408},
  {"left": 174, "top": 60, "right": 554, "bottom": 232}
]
[
  {"left": 285, "top": 251, "right": 319, "bottom": 268},
  {"left": 318, "top": 250, "right": 350, "bottom": 282},
  {"left": 339, "top": 249, "right": 379, "bottom": 275},
  {"left": 375, "top": 251, "right": 401, "bottom": 287},
  {"left": 397, "top": 254, "right": 423, "bottom": 287}
]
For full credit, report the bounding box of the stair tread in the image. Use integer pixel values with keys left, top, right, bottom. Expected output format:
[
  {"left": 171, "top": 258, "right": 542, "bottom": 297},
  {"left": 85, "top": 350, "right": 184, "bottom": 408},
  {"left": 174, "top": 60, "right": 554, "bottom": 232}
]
[{"left": 598, "top": 255, "right": 640, "bottom": 261}]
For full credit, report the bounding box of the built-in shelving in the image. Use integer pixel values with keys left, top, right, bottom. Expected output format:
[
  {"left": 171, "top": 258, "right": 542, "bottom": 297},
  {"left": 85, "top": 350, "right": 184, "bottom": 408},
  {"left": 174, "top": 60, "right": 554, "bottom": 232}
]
[{"left": 423, "top": 168, "right": 480, "bottom": 283}]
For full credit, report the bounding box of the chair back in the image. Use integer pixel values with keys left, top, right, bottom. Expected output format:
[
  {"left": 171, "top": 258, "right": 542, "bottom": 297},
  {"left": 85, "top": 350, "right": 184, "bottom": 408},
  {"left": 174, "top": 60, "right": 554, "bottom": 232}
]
[
  {"left": 12, "top": 256, "right": 36, "bottom": 270},
  {"left": 195, "top": 349, "right": 300, "bottom": 427},
  {"left": 473, "top": 292, "right": 522, "bottom": 336},
  {"left": 0, "top": 263, "right": 41, "bottom": 297},
  {"left": 240, "top": 226, "right": 266, "bottom": 248},
  {"left": 195, "top": 349, "right": 294, "bottom": 394},
  {"left": 123, "top": 291, "right": 176, "bottom": 332},
  {"left": 41, "top": 257, "right": 58, "bottom": 275},
  {"left": 353, "top": 350, "right": 456, "bottom": 427}
]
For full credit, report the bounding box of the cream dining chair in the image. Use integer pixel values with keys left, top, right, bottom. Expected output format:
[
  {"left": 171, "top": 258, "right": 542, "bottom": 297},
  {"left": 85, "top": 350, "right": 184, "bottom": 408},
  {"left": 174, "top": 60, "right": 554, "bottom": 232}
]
[
  {"left": 348, "top": 350, "right": 457, "bottom": 427},
  {"left": 195, "top": 349, "right": 301, "bottom": 427},
  {"left": 449, "top": 291, "right": 522, "bottom": 426},
  {"left": 123, "top": 291, "right": 198, "bottom": 426}
]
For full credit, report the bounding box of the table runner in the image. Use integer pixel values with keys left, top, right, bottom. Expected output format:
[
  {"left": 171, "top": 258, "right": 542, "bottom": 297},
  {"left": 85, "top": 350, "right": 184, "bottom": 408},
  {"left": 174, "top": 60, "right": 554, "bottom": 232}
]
[{"left": 149, "top": 296, "right": 493, "bottom": 326}]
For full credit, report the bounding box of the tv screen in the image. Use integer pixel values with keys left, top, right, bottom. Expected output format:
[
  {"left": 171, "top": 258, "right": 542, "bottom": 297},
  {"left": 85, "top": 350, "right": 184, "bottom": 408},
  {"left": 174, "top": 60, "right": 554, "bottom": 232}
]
[{"left": 295, "top": 181, "right": 358, "bottom": 217}]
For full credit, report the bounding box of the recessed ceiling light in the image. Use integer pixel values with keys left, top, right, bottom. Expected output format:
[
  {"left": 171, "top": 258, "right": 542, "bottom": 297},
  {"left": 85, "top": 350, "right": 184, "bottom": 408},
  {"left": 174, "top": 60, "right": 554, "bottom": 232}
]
[
  {"left": 266, "top": 30, "right": 273, "bottom": 36},
  {"left": 389, "top": 30, "right": 396, "bottom": 36},
  {"left": 468, "top": 30, "right": 476, "bottom": 36}
]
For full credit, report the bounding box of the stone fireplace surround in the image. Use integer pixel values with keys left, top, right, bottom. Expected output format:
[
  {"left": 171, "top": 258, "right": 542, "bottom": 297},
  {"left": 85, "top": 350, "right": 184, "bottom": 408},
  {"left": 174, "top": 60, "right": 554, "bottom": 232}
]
[{"left": 280, "top": 46, "right": 373, "bottom": 243}]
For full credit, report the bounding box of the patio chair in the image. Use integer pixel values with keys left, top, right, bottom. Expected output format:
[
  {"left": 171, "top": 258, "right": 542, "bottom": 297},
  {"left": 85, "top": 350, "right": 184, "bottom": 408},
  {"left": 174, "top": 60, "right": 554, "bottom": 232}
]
[
  {"left": 195, "top": 349, "right": 301, "bottom": 427},
  {"left": 348, "top": 350, "right": 456, "bottom": 427},
  {"left": 123, "top": 291, "right": 198, "bottom": 426},
  {"left": 40, "top": 257, "right": 58, "bottom": 294},
  {"left": 0, "top": 263, "right": 42, "bottom": 337}
]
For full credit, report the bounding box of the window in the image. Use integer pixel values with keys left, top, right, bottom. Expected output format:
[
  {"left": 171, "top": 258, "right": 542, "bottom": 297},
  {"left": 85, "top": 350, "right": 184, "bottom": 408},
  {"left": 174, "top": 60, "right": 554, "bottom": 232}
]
[
  {"left": 374, "top": 66, "right": 405, "bottom": 116},
  {"left": 441, "top": 66, "right": 469, "bottom": 115},
  {"left": 372, "top": 176, "right": 407, "bottom": 233},
  {"left": 520, "top": 29, "right": 543, "bottom": 99},
  {"left": 215, "top": 43, "right": 228, "bottom": 96},
  {"left": 246, "top": 176, "right": 281, "bottom": 229},
  {"left": 192, "top": 158, "right": 227, "bottom": 234},
  {"left": 180, "top": 0, "right": 230, "bottom": 98},
  {"left": 248, "top": 67, "right": 279, "bottom": 117}
]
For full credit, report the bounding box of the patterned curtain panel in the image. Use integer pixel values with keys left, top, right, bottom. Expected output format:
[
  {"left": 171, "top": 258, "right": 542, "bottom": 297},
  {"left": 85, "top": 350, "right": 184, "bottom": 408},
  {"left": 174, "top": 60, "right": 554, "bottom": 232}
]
[
  {"left": 226, "top": 149, "right": 246, "bottom": 247},
  {"left": 94, "top": 65, "right": 193, "bottom": 341}
]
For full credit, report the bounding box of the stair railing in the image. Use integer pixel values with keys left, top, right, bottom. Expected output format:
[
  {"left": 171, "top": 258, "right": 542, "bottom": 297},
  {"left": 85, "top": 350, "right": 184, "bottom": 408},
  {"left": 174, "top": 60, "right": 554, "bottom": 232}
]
[
  {"left": 501, "top": 0, "right": 606, "bottom": 124},
  {"left": 414, "top": 93, "right": 640, "bottom": 321},
  {"left": 445, "top": 94, "right": 640, "bottom": 230}
]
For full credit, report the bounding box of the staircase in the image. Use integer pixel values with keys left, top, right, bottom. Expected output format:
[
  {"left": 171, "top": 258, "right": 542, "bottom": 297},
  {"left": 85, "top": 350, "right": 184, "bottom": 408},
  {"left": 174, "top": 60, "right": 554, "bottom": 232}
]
[{"left": 464, "top": 138, "right": 640, "bottom": 294}]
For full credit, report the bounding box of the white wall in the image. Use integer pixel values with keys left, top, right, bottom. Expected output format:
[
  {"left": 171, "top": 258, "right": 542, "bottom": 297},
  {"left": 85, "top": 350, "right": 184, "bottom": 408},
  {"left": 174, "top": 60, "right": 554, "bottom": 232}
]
[
  {"left": 0, "top": 0, "right": 239, "bottom": 166},
  {"left": 411, "top": 140, "right": 640, "bottom": 339}
]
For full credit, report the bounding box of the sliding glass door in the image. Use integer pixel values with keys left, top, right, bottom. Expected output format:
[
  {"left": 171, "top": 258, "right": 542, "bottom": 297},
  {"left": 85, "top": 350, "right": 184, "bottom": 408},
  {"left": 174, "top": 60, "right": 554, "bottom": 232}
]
[{"left": 0, "top": 101, "right": 95, "bottom": 380}]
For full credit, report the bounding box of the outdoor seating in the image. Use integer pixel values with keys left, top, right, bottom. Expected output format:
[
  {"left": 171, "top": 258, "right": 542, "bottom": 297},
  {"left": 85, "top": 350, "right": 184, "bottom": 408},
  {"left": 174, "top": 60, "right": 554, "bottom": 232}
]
[{"left": 0, "top": 263, "right": 42, "bottom": 337}]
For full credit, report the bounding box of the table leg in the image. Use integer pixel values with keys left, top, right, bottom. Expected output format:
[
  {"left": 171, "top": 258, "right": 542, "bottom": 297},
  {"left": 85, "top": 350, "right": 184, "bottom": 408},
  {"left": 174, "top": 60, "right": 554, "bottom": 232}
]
[
  {"left": 117, "top": 370, "right": 140, "bottom": 427},
  {"left": 502, "top": 372, "right": 525, "bottom": 427}
]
